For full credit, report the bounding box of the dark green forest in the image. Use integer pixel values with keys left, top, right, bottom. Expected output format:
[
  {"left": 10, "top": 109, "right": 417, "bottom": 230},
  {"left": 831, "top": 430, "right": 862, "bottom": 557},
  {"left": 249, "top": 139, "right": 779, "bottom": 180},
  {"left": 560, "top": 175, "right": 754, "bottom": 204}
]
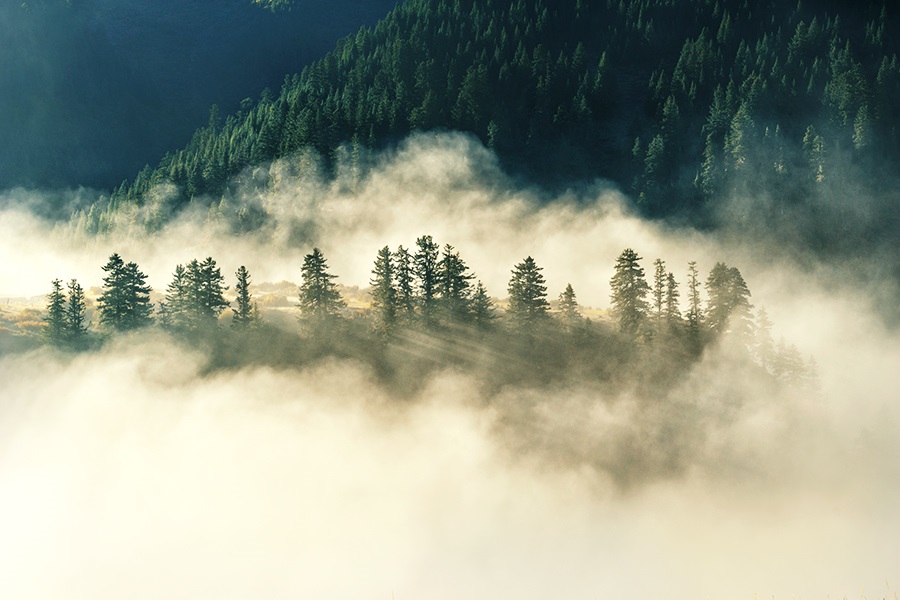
[{"left": 73, "top": 0, "right": 899, "bottom": 245}]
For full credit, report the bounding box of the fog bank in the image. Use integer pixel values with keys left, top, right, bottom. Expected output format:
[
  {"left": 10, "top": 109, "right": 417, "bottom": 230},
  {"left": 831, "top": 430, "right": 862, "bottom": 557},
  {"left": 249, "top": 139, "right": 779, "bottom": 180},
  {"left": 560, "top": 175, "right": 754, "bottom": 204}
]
[{"left": 1, "top": 133, "right": 898, "bottom": 597}]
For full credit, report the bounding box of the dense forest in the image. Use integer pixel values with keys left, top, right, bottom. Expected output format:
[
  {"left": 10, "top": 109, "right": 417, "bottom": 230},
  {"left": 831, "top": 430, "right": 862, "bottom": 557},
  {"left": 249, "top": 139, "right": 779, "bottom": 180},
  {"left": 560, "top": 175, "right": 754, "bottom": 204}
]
[
  {"left": 71, "top": 0, "right": 899, "bottom": 245},
  {"left": 30, "top": 240, "right": 816, "bottom": 397}
]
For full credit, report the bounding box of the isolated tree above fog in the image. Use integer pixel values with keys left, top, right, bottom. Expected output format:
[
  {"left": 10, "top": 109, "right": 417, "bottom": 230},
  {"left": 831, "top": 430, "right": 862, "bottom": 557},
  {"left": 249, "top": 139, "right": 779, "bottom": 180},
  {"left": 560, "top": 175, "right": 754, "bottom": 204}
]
[
  {"left": 507, "top": 256, "right": 550, "bottom": 329},
  {"left": 298, "top": 247, "right": 345, "bottom": 324},
  {"left": 609, "top": 248, "right": 650, "bottom": 335},
  {"left": 98, "top": 254, "right": 153, "bottom": 331}
]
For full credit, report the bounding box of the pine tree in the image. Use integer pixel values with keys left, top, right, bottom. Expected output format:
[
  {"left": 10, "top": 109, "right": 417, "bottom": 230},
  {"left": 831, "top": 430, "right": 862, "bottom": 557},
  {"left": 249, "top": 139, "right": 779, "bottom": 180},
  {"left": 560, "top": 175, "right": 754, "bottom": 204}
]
[
  {"left": 298, "top": 247, "right": 344, "bottom": 324},
  {"left": 98, "top": 254, "right": 153, "bottom": 331},
  {"left": 470, "top": 280, "right": 496, "bottom": 330},
  {"left": 507, "top": 256, "right": 550, "bottom": 330},
  {"left": 686, "top": 261, "right": 703, "bottom": 334},
  {"left": 190, "top": 257, "right": 230, "bottom": 325},
  {"left": 97, "top": 253, "right": 127, "bottom": 330},
  {"left": 370, "top": 246, "right": 397, "bottom": 333},
  {"left": 393, "top": 245, "right": 415, "bottom": 323},
  {"left": 232, "top": 265, "right": 257, "bottom": 330},
  {"left": 609, "top": 248, "right": 650, "bottom": 336},
  {"left": 652, "top": 258, "right": 667, "bottom": 323},
  {"left": 121, "top": 261, "right": 154, "bottom": 330},
  {"left": 160, "top": 263, "right": 191, "bottom": 329},
  {"left": 414, "top": 235, "right": 440, "bottom": 324},
  {"left": 664, "top": 272, "right": 681, "bottom": 330},
  {"left": 557, "top": 283, "right": 581, "bottom": 329},
  {"left": 436, "top": 244, "right": 474, "bottom": 323},
  {"left": 705, "top": 262, "right": 753, "bottom": 336},
  {"left": 65, "top": 279, "right": 88, "bottom": 346},
  {"left": 44, "top": 278, "right": 67, "bottom": 346}
]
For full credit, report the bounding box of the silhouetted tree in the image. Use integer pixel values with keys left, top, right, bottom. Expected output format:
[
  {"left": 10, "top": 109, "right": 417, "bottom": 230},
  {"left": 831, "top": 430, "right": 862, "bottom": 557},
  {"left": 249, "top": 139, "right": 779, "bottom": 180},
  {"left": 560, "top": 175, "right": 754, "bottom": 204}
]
[
  {"left": 705, "top": 262, "right": 753, "bottom": 337},
  {"left": 298, "top": 247, "right": 344, "bottom": 325},
  {"left": 98, "top": 254, "right": 153, "bottom": 331},
  {"left": 470, "top": 280, "right": 496, "bottom": 330},
  {"left": 507, "top": 256, "right": 550, "bottom": 330},
  {"left": 44, "top": 278, "right": 67, "bottom": 345},
  {"left": 393, "top": 245, "right": 415, "bottom": 322},
  {"left": 370, "top": 245, "right": 397, "bottom": 333},
  {"left": 65, "top": 278, "right": 89, "bottom": 346},
  {"left": 414, "top": 235, "right": 440, "bottom": 324},
  {"left": 609, "top": 248, "right": 650, "bottom": 336},
  {"left": 557, "top": 283, "right": 581, "bottom": 329},
  {"left": 436, "top": 244, "right": 474, "bottom": 323},
  {"left": 232, "top": 265, "right": 258, "bottom": 330}
]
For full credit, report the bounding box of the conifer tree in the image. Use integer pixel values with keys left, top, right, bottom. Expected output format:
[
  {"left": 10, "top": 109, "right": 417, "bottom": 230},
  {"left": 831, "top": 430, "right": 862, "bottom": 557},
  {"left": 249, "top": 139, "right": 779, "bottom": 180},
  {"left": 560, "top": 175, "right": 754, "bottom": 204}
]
[
  {"left": 160, "top": 263, "right": 191, "bottom": 329},
  {"left": 609, "top": 248, "right": 650, "bottom": 335},
  {"left": 298, "top": 247, "right": 344, "bottom": 324},
  {"left": 232, "top": 265, "right": 257, "bottom": 330},
  {"left": 652, "top": 258, "right": 667, "bottom": 323},
  {"left": 705, "top": 262, "right": 753, "bottom": 336},
  {"left": 470, "top": 280, "right": 496, "bottom": 330},
  {"left": 44, "top": 278, "right": 67, "bottom": 345},
  {"left": 370, "top": 246, "right": 397, "bottom": 333},
  {"left": 436, "top": 244, "right": 474, "bottom": 322},
  {"left": 65, "top": 279, "right": 88, "bottom": 346},
  {"left": 507, "top": 256, "right": 550, "bottom": 330},
  {"left": 393, "top": 245, "right": 415, "bottom": 322},
  {"left": 414, "top": 235, "right": 440, "bottom": 324},
  {"left": 664, "top": 272, "right": 681, "bottom": 330},
  {"left": 190, "top": 257, "right": 230, "bottom": 324},
  {"left": 686, "top": 261, "right": 703, "bottom": 334},
  {"left": 557, "top": 283, "right": 581, "bottom": 329},
  {"left": 121, "top": 261, "right": 154, "bottom": 330},
  {"left": 98, "top": 254, "right": 153, "bottom": 331}
]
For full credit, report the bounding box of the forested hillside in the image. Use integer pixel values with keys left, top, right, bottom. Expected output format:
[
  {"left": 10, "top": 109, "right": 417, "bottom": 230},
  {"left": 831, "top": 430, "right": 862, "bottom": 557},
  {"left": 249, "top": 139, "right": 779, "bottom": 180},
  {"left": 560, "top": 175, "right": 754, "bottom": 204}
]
[{"left": 80, "top": 0, "right": 899, "bottom": 233}]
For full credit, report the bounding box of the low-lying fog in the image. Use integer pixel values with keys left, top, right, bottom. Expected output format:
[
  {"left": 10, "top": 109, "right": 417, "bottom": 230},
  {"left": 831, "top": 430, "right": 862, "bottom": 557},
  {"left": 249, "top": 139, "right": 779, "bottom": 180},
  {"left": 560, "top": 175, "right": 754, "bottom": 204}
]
[{"left": 0, "top": 134, "right": 897, "bottom": 598}]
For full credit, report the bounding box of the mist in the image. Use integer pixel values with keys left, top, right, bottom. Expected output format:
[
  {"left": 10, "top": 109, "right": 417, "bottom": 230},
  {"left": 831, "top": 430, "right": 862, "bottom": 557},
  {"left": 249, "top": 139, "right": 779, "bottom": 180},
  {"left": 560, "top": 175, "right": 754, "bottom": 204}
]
[{"left": 1, "top": 133, "right": 898, "bottom": 598}]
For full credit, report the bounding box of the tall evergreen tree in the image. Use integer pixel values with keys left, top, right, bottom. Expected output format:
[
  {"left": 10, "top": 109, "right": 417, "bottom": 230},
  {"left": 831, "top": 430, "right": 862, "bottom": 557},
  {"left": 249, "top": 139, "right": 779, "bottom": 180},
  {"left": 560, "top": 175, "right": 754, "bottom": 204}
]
[
  {"left": 609, "top": 248, "right": 650, "bottom": 336},
  {"left": 436, "top": 244, "right": 474, "bottom": 322},
  {"left": 557, "top": 283, "right": 581, "bottom": 329},
  {"left": 232, "top": 265, "right": 257, "bottom": 330},
  {"left": 160, "top": 263, "right": 192, "bottom": 329},
  {"left": 470, "top": 280, "right": 496, "bottom": 330},
  {"left": 686, "top": 260, "right": 703, "bottom": 335},
  {"left": 44, "top": 278, "right": 67, "bottom": 346},
  {"left": 65, "top": 278, "right": 89, "bottom": 346},
  {"left": 507, "top": 256, "right": 550, "bottom": 330},
  {"left": 393, "top": 245, "right": 415, "bottom": 322},
  {"left": 664, "top": 272, "right": 681, "bottom": 330},
  {"left": 98, "top": 254, "right": 153, "bottom": 331},
  {"left": 189, "top": 257, "right": 230, "bottom": 325},
  {"left": 652, "top": 258, "right": 667, "bottom": 323},
  {"left": 705, "top": 262, "right": 753, "bottom": 336},
  {"left": 121, "top": 261, "right": 154, "bottom": 330},
  {"left": 369, "top": 246, "right": 397, "bottom": 333},
  {"left": 298, "top": 247, "right": 344, "bottom": 324},
  {"left": 414, "top": 235, "right": 440, "bottom": 324}
]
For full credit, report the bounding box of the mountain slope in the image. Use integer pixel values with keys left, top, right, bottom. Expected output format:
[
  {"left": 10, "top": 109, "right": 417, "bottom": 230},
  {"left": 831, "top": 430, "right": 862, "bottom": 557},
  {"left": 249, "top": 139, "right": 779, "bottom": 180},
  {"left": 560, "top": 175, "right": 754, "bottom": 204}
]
[{"left": 80, "top": 0, "right": 900, "bottom": 256}]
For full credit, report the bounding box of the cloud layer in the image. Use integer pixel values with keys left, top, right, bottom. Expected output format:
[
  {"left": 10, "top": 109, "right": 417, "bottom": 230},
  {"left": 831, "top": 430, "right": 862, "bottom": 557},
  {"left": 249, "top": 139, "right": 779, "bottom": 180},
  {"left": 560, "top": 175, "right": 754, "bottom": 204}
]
[{"left": 1, "top": 133, "right": 898, "bottom": 598}]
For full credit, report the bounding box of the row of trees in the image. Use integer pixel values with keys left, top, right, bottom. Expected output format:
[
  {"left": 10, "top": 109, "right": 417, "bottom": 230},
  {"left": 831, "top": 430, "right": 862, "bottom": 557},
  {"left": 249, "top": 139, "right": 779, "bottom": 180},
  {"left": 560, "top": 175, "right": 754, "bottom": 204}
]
[
  {"left": 42, "top": 254, "right": 259, "bottom": 347},
  {"left": 42, "top": 241, "right": 808, "bottom": 381}
]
